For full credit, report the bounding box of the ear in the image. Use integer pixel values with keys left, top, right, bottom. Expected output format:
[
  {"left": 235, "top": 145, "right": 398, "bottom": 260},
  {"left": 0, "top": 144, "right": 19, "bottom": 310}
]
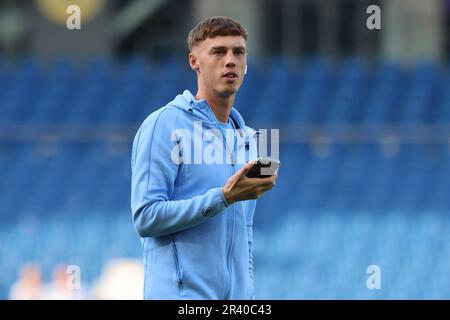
[{"left": 189, "top": 52, "right": 199, "bottom": 72}]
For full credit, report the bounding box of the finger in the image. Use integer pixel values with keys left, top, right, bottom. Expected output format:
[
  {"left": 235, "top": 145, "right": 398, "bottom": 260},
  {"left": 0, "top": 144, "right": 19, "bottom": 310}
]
[
  {"left": 251, "top": 173, "right": 277, "bottom": 184},
  {"left": 260, "top": 181, "right": 275, "bottom": 190},
  {"left": 269, "top": 172, "right": 278, "bottom": 181},
  {"left": 255, "top": 185, "right": 273, "bottom": 197}
]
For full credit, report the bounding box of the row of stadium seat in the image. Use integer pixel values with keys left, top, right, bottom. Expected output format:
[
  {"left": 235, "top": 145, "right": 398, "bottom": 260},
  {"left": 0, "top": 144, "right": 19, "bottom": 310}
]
[
  {"left": 1, "top": 56, "right": 450, "bottom": 124},
  {"left": 1, "top": 142, "right": 450, "bottom": 220}
]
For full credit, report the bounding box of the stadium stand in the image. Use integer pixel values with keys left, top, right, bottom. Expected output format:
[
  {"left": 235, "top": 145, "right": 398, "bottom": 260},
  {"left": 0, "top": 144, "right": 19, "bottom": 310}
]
[{"left": 1, "top": 56, "right": 450, "bottom": 299}]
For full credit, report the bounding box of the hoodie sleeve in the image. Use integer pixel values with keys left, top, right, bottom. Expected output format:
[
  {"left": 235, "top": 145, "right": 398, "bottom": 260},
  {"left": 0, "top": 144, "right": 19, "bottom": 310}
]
[{"left": 131, "top": 107, "right": 229, "bottom": 238}]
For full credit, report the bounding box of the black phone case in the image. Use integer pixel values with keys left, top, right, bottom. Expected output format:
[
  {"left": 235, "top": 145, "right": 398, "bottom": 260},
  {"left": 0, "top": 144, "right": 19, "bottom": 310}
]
[{"left": 246, "top": 160, "right": 274, "bottom": 178}]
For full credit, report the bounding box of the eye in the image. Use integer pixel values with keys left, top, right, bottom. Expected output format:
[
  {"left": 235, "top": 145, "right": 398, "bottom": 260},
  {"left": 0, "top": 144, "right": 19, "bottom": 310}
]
[
  {"left": 212, "top": 49, "right": 226, "bottom": 55},
  {"left": 234, "top": 48, "right": 245, "bottom": 55}
]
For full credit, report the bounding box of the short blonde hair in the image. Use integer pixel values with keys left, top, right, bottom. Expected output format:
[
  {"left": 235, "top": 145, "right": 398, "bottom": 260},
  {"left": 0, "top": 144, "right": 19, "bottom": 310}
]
[{"left": 187, "top": 16, "right": 248, "bottom": 50}]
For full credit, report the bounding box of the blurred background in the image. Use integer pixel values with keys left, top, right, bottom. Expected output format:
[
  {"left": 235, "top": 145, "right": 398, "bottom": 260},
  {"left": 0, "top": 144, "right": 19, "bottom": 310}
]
[{"left": 1, "top": 0, "right": 450, "bottom": 299}]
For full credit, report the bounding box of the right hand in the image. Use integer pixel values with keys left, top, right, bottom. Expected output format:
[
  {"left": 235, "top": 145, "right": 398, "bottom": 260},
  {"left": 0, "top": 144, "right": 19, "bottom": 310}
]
[{"left": 222, "top": 161, "right": 278, "bottom": 205}]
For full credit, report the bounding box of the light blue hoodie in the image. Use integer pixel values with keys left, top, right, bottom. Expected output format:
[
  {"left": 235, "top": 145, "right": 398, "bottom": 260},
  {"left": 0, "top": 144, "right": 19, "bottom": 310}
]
[{"left": 131, "top": 90, "right": 258, "bottom": 299}]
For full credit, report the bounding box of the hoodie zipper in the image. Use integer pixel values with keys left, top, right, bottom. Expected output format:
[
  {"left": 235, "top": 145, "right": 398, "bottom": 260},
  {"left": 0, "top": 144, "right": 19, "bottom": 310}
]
[
  {"left": 197, "top": 98, "right": 237, "bottom": 299},
  {"left": 172, "top": 240, "right": 184, "bottom": 290},
  {"left": 224, "top": 125, "right": 237, "bottom": 299}
]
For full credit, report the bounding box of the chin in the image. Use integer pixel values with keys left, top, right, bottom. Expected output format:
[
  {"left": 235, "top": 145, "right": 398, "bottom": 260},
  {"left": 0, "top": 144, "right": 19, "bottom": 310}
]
[
  {"left": 218, "top": 89, "right": 237, "bottom": 98},
  {"left": 221, "top": 84, "right": 241, "bottom": 96}
]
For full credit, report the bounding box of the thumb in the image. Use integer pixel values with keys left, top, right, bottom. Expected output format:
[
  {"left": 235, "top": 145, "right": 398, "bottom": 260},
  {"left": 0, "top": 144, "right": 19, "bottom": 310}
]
[{"left": 236, "top": 160, "right": 256, "bottom": 179}]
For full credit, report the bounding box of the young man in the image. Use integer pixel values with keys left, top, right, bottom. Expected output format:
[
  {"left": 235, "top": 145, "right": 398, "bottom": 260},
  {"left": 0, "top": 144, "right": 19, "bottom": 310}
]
[{"left": 131, "top": 16, "right": 278, "bottom": 299}]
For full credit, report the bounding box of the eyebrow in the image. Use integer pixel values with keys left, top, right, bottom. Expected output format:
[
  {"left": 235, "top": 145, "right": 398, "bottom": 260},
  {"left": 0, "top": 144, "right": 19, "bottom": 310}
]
[{"left": 209, "top": 46, "right": 246, "bottom": 52}]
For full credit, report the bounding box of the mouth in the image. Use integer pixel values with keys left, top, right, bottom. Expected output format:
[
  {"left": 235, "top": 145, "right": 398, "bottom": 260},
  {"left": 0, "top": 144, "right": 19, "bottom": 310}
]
[{"left": 222, "top": 71, "right": 238, "bottom": 81}]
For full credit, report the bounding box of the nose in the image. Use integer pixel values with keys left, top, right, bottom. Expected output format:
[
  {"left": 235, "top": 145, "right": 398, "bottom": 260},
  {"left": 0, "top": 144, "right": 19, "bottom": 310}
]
[{"left": 225, "top": 51, "right": 236, "bottom": 68}]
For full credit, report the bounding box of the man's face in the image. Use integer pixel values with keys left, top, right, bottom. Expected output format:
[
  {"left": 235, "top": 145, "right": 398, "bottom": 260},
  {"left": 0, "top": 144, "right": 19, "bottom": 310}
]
[{"left": 190, "top": 36, "right": 247, "bottom": 98}]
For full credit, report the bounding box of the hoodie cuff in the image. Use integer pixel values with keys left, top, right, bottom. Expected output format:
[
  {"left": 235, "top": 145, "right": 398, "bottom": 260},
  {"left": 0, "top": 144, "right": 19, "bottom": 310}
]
[
  {"left": 201, "top": 187, "right": 230, "bottom": 218},
  {"left": 220, "top": 189, "right": 231, "bottom": 207}
]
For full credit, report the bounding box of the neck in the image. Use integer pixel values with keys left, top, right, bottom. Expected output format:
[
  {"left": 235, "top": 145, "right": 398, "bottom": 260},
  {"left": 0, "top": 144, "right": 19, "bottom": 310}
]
[{"left": 195, "top": 87, "right": 235, "bottom": 123}]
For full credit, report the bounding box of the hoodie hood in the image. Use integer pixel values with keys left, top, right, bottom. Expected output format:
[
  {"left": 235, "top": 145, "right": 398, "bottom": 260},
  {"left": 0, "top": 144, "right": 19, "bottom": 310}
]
[{"left": 166, "top": 90, "right": 248, "bottom": 131}]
